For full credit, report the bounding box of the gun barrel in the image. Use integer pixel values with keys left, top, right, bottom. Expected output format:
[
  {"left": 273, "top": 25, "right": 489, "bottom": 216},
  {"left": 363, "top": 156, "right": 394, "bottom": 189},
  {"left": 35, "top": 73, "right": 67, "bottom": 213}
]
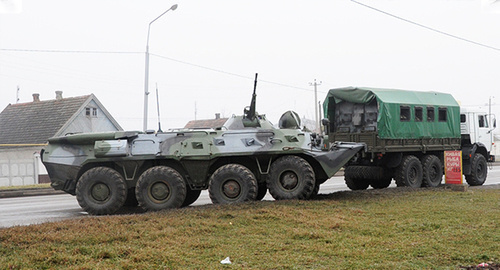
[{"left": 248, "top": 73, "right": 258, "bottom": 120}]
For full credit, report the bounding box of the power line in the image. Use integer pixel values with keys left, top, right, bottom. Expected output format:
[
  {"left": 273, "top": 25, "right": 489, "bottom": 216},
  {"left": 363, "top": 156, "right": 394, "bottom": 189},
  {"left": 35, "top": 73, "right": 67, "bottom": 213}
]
[
  {"left": 150, "top": 53, "right": 316, "bottom": 92},
  {"left": 350, "top": 0, "right": 500, "bottom": 52},
  {"left": 0, "top": 48, "right": 142, "bottom": 54},
  {"left": 1, "top": 48, "right": 319, "bottom": 93}
]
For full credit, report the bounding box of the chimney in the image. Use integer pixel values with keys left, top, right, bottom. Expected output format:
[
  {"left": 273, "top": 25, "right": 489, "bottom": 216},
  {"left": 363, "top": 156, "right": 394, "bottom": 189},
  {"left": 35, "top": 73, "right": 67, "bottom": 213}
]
[
  {"left": 55, "top": 91, "right": 63, "bottom": 100},
  {"left": 32, "top": 93, "right": 40, "bottom": 102},
  {"left": 215, "top": 113, "right": 220, "bottom": 119}
]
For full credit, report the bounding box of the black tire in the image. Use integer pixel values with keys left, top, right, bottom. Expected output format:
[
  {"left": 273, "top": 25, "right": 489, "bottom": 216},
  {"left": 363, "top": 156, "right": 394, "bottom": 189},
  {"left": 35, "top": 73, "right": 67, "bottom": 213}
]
[
  {"left": 465, "top": 154, "right": 487, "bottom": 186},
  {"left": 182, "top": 186, "right": 202, "bottom": 207},
  {"left": 208, "top": 164, "right": 258, "bottom": 204},
  {"left": 370, "top": 167, "right": 392, "bottom": 189},
  {"left": 344, "top": 166, "right": 370, "bottom": 190},
  {"left": 395, "top": 155, "right": 423, "bottom": 188},
  {"left": 267, "top": 155, "right": 315, "bottom": 200},
  {"left": 76, "top": 167, "right": 127, "bottom": 215},
  {"left": 255, "top": 182, "right": 267, "bottom": 201},
  {"left": 135, "top": 166, "right": 187, "bottom": 211},
  {"left": 309, "top": 182, "right": 321, "bottom": 199},
  {"left": 421, "top": 155, "right": 443, "bottom": 187}
]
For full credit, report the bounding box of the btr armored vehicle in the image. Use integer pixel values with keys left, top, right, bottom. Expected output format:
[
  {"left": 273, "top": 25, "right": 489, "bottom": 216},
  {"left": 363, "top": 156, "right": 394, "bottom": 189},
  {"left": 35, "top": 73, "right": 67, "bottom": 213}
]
[
  {"left": 323, "top": 87, "right": 494, "bottom": 190},
  {"left": 42, "top": 76, "right": 364, "bottom": 215}
]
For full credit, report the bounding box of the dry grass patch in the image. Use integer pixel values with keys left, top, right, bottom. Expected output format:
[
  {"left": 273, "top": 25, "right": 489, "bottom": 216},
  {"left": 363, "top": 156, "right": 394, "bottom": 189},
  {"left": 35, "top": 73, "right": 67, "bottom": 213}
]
[{"left": 0, "top": 188, "right": 498, "bottom": 269}]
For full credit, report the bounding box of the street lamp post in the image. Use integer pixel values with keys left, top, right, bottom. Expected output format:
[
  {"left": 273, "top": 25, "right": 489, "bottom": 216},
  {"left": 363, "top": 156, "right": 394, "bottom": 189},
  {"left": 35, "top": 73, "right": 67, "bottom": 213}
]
[{"left": 143, "top": 4, "right": 178, "bottom": 131}]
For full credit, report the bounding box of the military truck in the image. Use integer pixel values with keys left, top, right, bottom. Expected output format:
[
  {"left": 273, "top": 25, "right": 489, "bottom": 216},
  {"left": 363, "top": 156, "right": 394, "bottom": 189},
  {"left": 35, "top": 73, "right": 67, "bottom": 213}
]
[
  {"left": 323, "top": 87, "right": 495, "bottom": 190},
  {"left": 41, "top": 76, "right": 364, "bottom": 215}
]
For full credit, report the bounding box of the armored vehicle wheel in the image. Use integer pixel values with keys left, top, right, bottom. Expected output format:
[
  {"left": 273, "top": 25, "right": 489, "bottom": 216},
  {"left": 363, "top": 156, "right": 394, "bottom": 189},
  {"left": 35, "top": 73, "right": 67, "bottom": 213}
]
[
  {"left": 267, "top": 155, "right": 315, "bottom": 200},
  {"left": 208, "top": 164, "right": 258, "bottom": 204},
  {"left": 395, "top": 155, "right": 423, "bottom": 188},
  {"left": 422, "top": 155, "right": 443, "bottom": 187},
  {"left": 465, "top": 154, "right": 487, "bottom": 186},
  {"left": 135, "top": 166, "right": 187, "bottom": 211},
  {"left": 182, "top": 186, "right": 202, "bottom": 207},
  {"left": 76, "top": 167, "right": 127, "bottom": 215},
  {"left": 255, "top": 182, "right": 267, "bottom": 201},
  {"left": 309, "top": 182, "right": 321, "bottom": 199}
]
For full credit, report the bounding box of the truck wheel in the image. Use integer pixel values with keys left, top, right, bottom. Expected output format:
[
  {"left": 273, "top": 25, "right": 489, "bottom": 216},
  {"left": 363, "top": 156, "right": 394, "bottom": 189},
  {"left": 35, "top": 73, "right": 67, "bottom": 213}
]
[
  {"left": 465, "top": 154, "right": 487, "bottom": 186},
  {"left": 395, "top": 155, "right": 423, "bottom": 188},
  {"left": 344, "top": 166, "right": 369, "bottom": 190},
  {"left": 76, "top": 167, "right": 127, "bottom": 215},
  {"left": 370, "top": 171, "right": 392, "bottom": 189},
  {"left": 422, "top": 155, "right": 443, "bottom": 187},
  {"left": 267, "top": 155, "right": 315, "bottom": 200},
  {"left": 208, "top": 164, "right": 258, "bottom": 204},
  {"left": 135, "top": 166, "right": 187, "bottom": 211},
  {"left": 182, "top": 186, "right": 201, "bottom": 207},
  {"left": 367, "top": 166, "right": 392, "bottom": 189}
]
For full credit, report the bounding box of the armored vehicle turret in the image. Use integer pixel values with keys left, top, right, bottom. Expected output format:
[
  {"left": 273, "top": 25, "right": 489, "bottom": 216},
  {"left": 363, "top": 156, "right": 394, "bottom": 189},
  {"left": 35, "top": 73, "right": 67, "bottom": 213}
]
[{"left": 42, "top": 75, "right": 364, "bottom": 215}]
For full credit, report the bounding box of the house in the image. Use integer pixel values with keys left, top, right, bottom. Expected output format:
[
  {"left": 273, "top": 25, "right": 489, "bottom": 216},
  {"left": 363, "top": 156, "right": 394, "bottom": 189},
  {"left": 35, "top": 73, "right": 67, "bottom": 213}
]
[
  {"left": 184, "top": 113, "right": 228, "bottom": 129},
  {"left": 0, "top": 91, "right": 122, "bottom": 186}
]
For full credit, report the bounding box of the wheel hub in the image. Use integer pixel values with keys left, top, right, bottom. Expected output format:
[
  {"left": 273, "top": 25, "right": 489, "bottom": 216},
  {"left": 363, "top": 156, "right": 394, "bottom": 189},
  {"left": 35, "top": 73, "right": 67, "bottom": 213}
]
[
  {"left": 222, "top": 180, "right": 241, "bottom": 199},
  {"left": 91, "top": 183, "right": 110, "bottom": 202},
  {"left": 429, "top": 166, "right": 438, "bottom": 179},
  {"left": 150, "top": 182, "right": 170, "bottom": 201},
  {"left": 280, "top": 171, "right": 298, "bottom": 190}
]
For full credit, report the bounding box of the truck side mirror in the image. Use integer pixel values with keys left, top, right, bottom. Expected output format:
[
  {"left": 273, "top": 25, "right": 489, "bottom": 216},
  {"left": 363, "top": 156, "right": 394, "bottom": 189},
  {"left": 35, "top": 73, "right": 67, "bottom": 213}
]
[{"left": 321, "top": 118, "right": 330, "bottom": 135}]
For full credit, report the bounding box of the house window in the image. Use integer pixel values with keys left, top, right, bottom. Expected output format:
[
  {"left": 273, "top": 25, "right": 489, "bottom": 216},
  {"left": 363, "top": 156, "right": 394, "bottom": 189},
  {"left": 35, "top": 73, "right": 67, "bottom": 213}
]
[
  {"left": 415, "top": 107, "right": 423, "bottom": 122},
  {"left": 438, "top": 107, "right": 447, "bottom": 122},
  {"left": 460, "top": 114, "right": 466, "bottom": 123},
  {"left": 427, "top": 107, "right": 435, "bottom": 122},
  {"left": 400, "top": 106, "right": 410, "bottom": 122},
  {"left": 86, "top": 107, "right": 98, "bottom": 117}
]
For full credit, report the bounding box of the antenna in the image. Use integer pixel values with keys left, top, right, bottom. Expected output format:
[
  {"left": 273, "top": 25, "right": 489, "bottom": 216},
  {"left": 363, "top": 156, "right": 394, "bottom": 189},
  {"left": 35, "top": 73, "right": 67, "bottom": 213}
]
[
  {"left": 195, "top": 101, "right": 197, "bottom": 120},
  {"left": 16, "top": 86, "right": 20, "bottom": 103},
  {"left": 155, "top": 83, "right": 162, "bottom": 133}
]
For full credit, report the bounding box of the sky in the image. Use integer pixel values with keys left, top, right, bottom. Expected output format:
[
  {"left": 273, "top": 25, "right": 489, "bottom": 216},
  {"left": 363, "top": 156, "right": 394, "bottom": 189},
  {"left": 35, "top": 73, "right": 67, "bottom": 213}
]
[{"left": 0, "top": 0, "right": 499, "bottom": 132}]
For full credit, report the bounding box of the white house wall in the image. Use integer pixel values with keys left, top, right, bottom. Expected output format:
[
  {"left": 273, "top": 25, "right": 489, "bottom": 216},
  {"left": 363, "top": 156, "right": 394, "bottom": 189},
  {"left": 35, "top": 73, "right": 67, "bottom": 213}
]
[
  {"left": 61, "top": 100, "right": 120, "bottom": 135},
  {"left": 0, "top": 147, "right": 42, "bottom": 187}
]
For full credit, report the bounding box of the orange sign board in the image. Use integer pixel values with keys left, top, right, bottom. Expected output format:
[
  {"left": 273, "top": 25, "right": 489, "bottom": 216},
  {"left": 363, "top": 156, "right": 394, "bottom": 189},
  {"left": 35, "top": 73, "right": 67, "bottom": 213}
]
[{"left": 444, "top": 151, "right": 463, "bottom": 184}]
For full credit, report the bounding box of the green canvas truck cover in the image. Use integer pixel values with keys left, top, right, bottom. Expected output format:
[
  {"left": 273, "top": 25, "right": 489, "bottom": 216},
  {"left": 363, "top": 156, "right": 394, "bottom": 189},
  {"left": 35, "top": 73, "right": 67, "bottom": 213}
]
[{"left": 323, "top": 87, "right": 460, "bottom": 139}]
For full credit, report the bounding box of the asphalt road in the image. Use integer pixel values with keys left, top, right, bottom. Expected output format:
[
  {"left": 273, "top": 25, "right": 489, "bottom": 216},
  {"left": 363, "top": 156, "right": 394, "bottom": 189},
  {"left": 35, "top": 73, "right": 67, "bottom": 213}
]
[{"left": 1, "top": 166, "right": 499, "bottom": 228}]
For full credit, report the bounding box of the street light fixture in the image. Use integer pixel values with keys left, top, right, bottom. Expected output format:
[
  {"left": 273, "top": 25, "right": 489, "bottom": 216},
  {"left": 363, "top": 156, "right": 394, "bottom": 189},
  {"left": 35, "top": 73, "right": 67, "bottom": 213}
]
[{"left": 143, "top": 4, "right": 178, "bottom": 131}]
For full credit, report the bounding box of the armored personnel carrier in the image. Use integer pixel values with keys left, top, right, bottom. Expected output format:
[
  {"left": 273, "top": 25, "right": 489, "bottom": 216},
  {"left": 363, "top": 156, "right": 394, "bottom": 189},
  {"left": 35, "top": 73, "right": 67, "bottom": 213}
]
[{"left": 42, "top": 75, "right": 364, "bottom": 215}]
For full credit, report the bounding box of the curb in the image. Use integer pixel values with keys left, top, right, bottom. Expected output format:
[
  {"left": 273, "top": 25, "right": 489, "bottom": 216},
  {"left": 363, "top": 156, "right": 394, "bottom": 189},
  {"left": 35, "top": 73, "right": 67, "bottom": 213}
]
[{"left": 0, "top": 188, "right": 65, "bottom": 199}]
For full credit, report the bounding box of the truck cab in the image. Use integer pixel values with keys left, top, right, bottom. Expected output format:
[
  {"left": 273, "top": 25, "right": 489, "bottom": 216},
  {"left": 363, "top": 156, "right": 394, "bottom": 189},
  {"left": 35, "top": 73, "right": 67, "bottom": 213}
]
[{"left": 460, "top": 108, "right": 496, "bottom": 161}]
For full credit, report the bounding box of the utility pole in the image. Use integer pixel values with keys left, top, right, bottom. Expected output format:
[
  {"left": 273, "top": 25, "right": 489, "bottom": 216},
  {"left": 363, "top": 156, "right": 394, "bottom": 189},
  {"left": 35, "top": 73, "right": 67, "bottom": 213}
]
[
  {"left": 318, "top": 100, "right": 322, "bottom": 133},
  {"left": 309, "top": 79, "right": 322, "bottom": 132}
]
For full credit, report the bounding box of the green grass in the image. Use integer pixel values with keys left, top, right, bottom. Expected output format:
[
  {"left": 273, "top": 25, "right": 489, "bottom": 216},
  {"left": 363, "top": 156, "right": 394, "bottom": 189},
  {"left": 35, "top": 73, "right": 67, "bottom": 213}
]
[
  {"left": 0, "top": 187, "right": 499, "bottom": 269},
  {"left": 0, "top": 183, "right": 50, "bottom": 190}
]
